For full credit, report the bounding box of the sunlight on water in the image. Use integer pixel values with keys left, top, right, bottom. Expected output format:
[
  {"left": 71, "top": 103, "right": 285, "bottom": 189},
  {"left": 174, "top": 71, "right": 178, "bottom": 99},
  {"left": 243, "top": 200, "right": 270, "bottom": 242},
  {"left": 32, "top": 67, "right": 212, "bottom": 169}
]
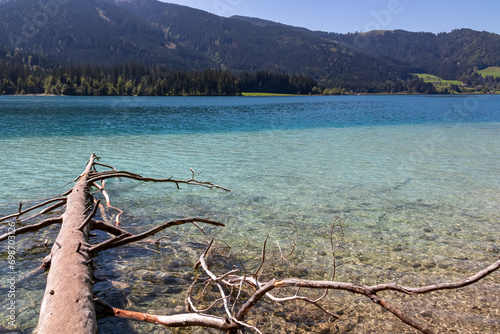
[{"left": 0, "top": 95, "right": 499, "bottom": 333}]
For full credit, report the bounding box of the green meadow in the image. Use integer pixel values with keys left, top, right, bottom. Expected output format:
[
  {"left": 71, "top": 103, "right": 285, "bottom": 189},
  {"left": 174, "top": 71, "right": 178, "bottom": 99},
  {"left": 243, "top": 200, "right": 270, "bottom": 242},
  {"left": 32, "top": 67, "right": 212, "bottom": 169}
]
[
  {"left": 413, "top": 73, "right": 463, "bottom": 85},
  {"left": 241, "top": 92, "right": 298, "bottom": 96},
  {"left": 413, "top": 73, "right": 464, "bottom": 93},
  {"left": 477, "top": 66, "right": 500, "bottom": 78}
]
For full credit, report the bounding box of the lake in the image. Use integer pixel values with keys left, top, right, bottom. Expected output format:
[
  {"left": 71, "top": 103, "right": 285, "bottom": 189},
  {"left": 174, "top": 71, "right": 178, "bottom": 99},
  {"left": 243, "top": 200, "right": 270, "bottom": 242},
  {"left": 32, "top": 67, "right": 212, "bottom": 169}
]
[{"left": 0, "top": 95, "right": 499, "bottom": 333}]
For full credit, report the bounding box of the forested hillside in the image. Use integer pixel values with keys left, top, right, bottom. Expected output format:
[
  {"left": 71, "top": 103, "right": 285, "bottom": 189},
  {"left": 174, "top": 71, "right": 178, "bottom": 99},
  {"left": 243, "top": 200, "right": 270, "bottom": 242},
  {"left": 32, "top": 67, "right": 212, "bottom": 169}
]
[
  {"left": 0, "top": 0, "right": 419, "bottom": 90},
  {"left": 232, "top": 16, "right": 500, "bottom": 80},
  {"left": 321, "top": 29, "right": 500, "bottom": 79},
  {"left": 0, "top": 59, "right": 319, "bottom": 96}
]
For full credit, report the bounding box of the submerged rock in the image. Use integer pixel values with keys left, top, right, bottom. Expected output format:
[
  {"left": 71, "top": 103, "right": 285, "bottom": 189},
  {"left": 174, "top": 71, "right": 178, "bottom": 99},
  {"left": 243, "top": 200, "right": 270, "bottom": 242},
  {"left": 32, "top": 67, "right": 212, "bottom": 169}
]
[
  {"left": 485, "top": 244, "right": 499, "bottom": 253},
  {"left": 135, "top": 270, "right": 184, "bottom": 286}
]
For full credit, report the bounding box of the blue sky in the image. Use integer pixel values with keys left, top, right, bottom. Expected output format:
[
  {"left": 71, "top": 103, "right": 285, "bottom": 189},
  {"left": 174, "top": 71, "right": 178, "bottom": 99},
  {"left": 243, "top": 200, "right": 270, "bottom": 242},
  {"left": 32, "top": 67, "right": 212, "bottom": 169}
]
[{"left": 160, "top": 0, "right": 500, "bottom": 34}]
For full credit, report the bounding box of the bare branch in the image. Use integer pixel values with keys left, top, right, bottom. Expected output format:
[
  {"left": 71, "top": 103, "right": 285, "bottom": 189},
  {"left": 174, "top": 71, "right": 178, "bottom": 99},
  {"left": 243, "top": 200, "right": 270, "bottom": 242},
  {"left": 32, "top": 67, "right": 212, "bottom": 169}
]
[
  {"left": 77, "top": 200, "right": 100, "bottom": 231},
  {"left": 186, "top": 276, "right": 225, "bottom": 314},
  {"left": 89, "top": 233, "right": 130, "bottom": 253},
  {"left": 0, "top": 216, "right": 62, "bottom": 242},
  {"left": 369, "top": 258, "right": 500, "bottom": 294},
  {"left": 236, "top": 279, "right": 277, "bottom": 321},
  {"left": 91, "top": 221, "right": 131, "bottom": 236},
  {"left": 92, "top": 181, "right": 110, "bottom": 206},
  {"left": 92, "top": 180, "right": 124, "bottom": 225},
  {"left": 286, "top": 223, "right": 299, "bottom": 258},
  {"left": 268, "top": 235, "right": 291, "bottom": 266},
  {"left": 232, "top": 258, "right": 499, "bottom": 332},
  {"left": 20, "top": 199, "right": 67, "bottom": 222},
  {"left": 0, "top": 197, "right": 66, "bottom": 223},
  {"left": 369, "top": 293, "right": 433, "bottom": 334},
  {"left": 93, "top": 161, "right": 117, "bottom": 171},
  {"left": 253, "top": 235, "right": 290, "bottom": 280},
  {"left": 87, "top": 171, "right": 231, "bottom": 192},
  {"left": 253, "top": 235, "right": 270, "bottom": 280},
  {"left": 94, "top": 298, "right": 239, "bottom": 332},
  {"left": 90, "top": 218, "right": 224, "bottom": 253},
  {"left": 200, "top": 251, "right": 233, "bottom": 319}
]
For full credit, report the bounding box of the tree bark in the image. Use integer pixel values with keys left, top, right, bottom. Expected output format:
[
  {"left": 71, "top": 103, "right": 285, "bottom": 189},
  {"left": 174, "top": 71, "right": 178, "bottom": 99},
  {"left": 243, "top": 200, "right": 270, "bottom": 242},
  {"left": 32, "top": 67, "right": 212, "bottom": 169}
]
[{"left": 37, "top": 155, "right": 98, "bottom": 334}]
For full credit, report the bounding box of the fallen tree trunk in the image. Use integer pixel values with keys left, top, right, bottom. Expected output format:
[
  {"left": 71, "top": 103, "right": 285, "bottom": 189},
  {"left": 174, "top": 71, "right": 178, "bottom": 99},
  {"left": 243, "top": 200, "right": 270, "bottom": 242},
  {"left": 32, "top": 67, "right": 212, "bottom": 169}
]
[
  {"left": 37, "top": 154, "right": 98, "bottom": 334},
  {"left": 23, "top": 154, "right": 227, "bottom": 333}
]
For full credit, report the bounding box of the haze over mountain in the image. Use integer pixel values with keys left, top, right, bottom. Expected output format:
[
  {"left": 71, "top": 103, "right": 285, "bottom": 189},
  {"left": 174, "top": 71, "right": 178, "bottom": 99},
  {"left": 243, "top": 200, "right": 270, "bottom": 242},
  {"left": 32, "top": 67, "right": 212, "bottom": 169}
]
[{"left": 1, "top": 0, "right": 499, "bottom": 89}]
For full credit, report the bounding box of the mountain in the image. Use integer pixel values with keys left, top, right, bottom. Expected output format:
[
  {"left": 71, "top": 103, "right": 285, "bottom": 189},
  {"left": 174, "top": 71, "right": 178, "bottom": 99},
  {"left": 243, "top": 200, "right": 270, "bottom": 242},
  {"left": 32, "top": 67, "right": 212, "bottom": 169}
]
[
  {"left": 0, "top": 0, "right": 207, "bottom": 68},
  {"left": 0, "top": 0, "right": 410, "bottom": 88},
  {"left": 0, "top": 0, "right": 499, "bottom": 90},
  {"left": 318, "top": 29, "right": 500, "bottom": 79},
  {"left": 231, "top": 15, "right": 500, "bottom": 79}
]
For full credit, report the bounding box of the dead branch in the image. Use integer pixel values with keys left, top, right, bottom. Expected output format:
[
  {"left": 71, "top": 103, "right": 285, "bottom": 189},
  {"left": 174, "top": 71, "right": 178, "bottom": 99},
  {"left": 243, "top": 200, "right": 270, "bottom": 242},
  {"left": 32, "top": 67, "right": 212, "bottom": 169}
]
[
  {"left": 93, "top": 161, "right": 117, "bottom": 171},
  {"left": 227, "top": 258, "right": 500, "bottom": 333},
  {"left": 93, "top": 180, "right": 123, "bottom": 224},
  {"left": 77, "top": 200, "right": 100, "bottom": 231},
  {"left": 0, "top": 216, "right": 62, "bottom": 242},
  {"left": 178, "top": 234, "right": 499, "bottom": 333},
  {"left": 91, "top": 221, "right": 131, "bottom": 236},
  {"left": 94, "top": 298, "right": 239, "bottom": 332},
  {"left": 87, "top": 170, "right": 230, "bottom": 192},
  {"left": 21, "top": 199, "right": 67, "bottom": 221},
  {"left": 0, "top": 154, "right": 230, "bottom": 334},
  {"left": 0, "top": 197, "right": 66, "bottom": 223},
  {"left": 89, "top": 217, "right": 224, "bottom": 253},
  {"left": 253, "top": 235, "right": 291, "bottom": 282}
]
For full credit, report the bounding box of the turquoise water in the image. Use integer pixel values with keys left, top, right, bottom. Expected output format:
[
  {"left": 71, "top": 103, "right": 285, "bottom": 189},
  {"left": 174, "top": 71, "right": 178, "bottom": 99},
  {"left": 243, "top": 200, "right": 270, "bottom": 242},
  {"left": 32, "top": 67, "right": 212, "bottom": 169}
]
[{"left": 0, "top": 95, "right": 499, "bottom": 333}]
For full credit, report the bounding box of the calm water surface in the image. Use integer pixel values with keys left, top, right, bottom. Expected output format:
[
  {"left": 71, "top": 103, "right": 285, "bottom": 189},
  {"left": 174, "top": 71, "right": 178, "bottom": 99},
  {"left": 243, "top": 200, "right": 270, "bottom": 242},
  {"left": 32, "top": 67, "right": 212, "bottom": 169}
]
[{"left": 0, "top": 95, "right": 499, "bottom": 333}]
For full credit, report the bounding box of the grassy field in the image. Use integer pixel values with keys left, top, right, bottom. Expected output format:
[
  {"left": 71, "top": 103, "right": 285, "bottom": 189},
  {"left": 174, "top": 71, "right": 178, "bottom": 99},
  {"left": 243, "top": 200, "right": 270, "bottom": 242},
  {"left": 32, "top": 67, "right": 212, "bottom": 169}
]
[
  {"left": 413, "top": 73, "right": 463, "bottom": 85},
  {"left": 414, "top": 73, "right": 440, "bottom": 82},
  {"left": 477, "top": 66, "right": 500, "bottom": 78},
  {"left": 241, "top": 92, "right": 298, "bottom": 96},
  {"left": 413, "top": 73, "right": 465, "bottom": 92}
]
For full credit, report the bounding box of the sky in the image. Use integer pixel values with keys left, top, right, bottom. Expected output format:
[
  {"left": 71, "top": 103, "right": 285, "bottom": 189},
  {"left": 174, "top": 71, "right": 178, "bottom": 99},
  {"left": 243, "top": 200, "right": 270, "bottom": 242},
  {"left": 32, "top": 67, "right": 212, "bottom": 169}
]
[{"left": 159, "top": 0, "right": 500, "bottom": 35}]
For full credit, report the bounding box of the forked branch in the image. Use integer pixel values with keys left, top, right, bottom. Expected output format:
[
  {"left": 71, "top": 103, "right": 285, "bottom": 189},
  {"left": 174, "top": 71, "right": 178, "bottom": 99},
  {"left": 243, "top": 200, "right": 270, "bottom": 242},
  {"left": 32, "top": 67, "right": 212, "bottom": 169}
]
[
  {"left": 0, "top": 216, "right": 62, "bottom": 242},
  {"left": 87, "top": 170, "right": 230, "bottom": 192},
  {"left": 90, "top": 217, "right": 225, "bottom": 253},
  {"left": 228, "top": 258, "right": 500, "bottom": 334}
]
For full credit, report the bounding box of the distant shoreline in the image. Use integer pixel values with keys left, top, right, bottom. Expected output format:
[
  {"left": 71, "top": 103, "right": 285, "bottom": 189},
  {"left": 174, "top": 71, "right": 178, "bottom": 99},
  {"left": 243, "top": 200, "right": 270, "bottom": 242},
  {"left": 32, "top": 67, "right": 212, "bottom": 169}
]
[{"left": 3, "top": 91, "right": 497, "bottom": 97}]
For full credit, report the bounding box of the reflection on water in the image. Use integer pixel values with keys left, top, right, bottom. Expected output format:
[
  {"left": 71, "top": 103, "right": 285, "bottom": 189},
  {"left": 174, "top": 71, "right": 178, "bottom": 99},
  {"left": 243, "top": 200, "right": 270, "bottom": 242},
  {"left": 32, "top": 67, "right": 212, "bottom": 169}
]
[{"left": 0, "top": 96, "right": 499, "bottom": 333}]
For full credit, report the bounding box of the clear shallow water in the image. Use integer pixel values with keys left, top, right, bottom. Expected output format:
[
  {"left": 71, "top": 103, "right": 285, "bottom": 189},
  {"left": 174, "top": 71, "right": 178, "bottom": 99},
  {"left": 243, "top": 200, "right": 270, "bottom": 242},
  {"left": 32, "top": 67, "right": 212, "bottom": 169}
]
[{"left": 0, "top": 95, "right": 499, "bottom": 333}]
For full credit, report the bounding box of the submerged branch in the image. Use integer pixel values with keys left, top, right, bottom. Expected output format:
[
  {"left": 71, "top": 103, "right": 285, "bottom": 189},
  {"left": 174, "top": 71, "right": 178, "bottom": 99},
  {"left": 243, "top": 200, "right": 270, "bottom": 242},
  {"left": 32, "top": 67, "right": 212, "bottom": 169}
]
[
  {"left": 88, "top": 171, "right": 230, "bottom": 192},
  {"left": 231, "top": 258, "right": 500, "bottom": 333},
  {"left": 0, "top": 197, "right": 66, "bottom": 223},
  {"left": 0, "top": 216, "right": 62, "bottom": 242},
  {"left": 91, "top": 221, "right": 131, "bottom": 236},
  {"left": 90, "top": 218, "right": 225, "bottom": 253},
  {"left": 95, "top": 298, "right": 239, "bottom": 331}
]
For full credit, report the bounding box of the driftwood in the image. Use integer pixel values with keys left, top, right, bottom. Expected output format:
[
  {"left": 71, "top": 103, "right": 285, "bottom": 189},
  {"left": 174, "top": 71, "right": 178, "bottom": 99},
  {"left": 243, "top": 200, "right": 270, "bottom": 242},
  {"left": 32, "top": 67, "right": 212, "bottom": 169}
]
[
  {"left": 1, "top": 154, "right": 498, "bottom": 334},
  {"left": 37, "top": 154, "right": 97, "bottom": 334},
  {"left": 92, "top": 241, "right": 500, "bottom": 334},
  {"left": 1, "top": 154, "right": 228, "bottom": 333}
]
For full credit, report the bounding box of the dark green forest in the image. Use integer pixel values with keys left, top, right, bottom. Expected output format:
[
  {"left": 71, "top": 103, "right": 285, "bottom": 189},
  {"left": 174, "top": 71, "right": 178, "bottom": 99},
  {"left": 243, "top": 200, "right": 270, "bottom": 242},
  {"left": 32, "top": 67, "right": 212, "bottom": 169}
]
[
  {"left": 4, "top": 54, "right": 499, "bottom": 96},
  {"left": 2, "top": 45, "right": 499, "bottom": 96},
  {"left": 0, "top": 59, "right": 318, "bottom": 96}
]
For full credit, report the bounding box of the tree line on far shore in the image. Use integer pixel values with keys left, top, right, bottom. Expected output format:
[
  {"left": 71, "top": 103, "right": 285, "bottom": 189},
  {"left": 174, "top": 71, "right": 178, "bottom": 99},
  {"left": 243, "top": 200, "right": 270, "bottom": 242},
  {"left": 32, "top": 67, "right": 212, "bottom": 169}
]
[
  {"left": 6, "top": 59, "right": 496, "bottom": 96},
  {"left": 0, "top": 61, "right": 318, "bottom": 96}
]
